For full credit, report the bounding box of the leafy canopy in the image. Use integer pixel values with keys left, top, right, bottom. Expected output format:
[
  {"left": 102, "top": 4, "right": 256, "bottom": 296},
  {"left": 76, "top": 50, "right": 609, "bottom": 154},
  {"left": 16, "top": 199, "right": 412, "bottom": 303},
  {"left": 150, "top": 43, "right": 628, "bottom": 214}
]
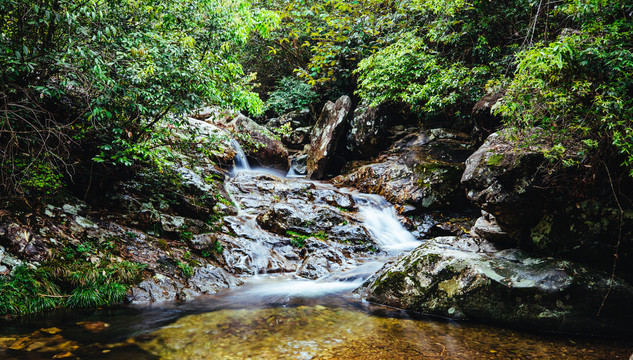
[{"left": 0, "top": 0, "right": 278, "bottom": 192}]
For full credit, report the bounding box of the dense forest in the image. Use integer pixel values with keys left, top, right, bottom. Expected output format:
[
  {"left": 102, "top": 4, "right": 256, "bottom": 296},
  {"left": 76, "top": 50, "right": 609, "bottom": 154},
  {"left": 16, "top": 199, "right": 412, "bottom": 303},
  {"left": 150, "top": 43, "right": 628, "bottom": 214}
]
[
  {"left": 1, "top": 0, "right": 633, "bottom": 345},
  {"left": 2, "top": 0, "right": 631, "bottom": 195}
]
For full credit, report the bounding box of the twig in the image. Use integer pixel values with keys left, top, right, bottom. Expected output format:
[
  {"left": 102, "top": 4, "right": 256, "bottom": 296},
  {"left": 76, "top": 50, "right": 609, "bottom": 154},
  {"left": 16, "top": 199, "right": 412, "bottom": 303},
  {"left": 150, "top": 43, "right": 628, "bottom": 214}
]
[{"left": 597, "top": 161, "right": 623, "bottom": 317}]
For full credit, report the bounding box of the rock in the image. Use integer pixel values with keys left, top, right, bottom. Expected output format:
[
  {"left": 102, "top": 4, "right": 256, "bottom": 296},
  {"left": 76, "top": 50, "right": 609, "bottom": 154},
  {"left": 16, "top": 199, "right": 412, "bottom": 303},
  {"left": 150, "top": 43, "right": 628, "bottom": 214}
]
[
  {"left": 362, "top": 236, "right": 633, "bottom": 335},
  {"left": 129, "top": 264, "right": 240, "bottom": 303},
  {"left": 306, "top": 96, "right": 352, "bottom": 179},
  {"left": 185, "top": 265, "right": 241, "bottom": 295},
  {"left": 334, "top": 129, "right": 474, "bottom": 211},
  {"left": 470, "top": 211, "right": 511, "bottom": 246},
  {"left": 296, "top": 245, "right": 351, "bottom": 280},
  {"left": 194, "top": 232, "right": 296, "bottom": 275},
  {"left": 346, "top": 102, "right": 395, "bottom": 158},
  {"left": 460, "top": 130, "right": 633, "bottom": 280},
  {"left": 461, "top": 130, "right": 548, "bottom": 231},
  {"left": 266, "top": 108, "right": 311, "bottom": 129},
  {"left": 214, "top": 112, "right": 289, "bottom": 170},
  {"left": 0, "top": 224, "right": 50, "bottom": 262},
  {"left": 283, "top": 126, "right": 311, "bottom": 149},
  {"left": 129, "top": 274, "right": 186, "bottom": 303},
  {"left": 288, "top": 153, "right": 307, "bottom": 176}
]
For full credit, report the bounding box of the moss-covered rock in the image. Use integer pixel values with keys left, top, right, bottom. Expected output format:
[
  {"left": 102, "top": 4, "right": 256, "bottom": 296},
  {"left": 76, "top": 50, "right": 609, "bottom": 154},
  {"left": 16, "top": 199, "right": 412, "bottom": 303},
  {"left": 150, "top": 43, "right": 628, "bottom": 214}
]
[
  {"left": 462, "top": 130, "right": 633, "bottom": 281},
  {"left": 334, "top": 129, "right": 475, "bottom": 211},
  {"left": 361, "top": 236, "right": 633, "bottom": 335}
]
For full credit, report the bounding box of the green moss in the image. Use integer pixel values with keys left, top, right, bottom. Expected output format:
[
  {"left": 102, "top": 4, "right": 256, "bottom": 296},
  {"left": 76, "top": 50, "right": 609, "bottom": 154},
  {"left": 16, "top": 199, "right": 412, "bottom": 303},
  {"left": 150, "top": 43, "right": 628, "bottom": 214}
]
[
  {"left": 286, "top": 230, "right": 309, "bottom": 248},
  {"left": 177, "top": 261, "right": 194, "bottom": 278},
  {"left": 372, "top": 271, "right": 407, "bottom": 296},
  {"left": 487, "top": 153, "right": 504, "bottom": 166}
]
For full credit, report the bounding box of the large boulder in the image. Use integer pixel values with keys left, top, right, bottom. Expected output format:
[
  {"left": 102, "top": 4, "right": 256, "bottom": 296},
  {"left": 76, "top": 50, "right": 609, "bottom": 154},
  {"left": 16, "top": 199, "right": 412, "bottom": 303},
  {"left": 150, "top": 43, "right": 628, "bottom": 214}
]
[
  {"left": 461, "top": 131, "right": 548, "bottom": 231},
  {"left": 334, "top": 129, "right": 475, "bottom": 211},
  {"left": 346, "top": 103, "right": 393, "bottom": 158},
  {"left": 361, "top": 236, "right": 633, "bottom": 335},
  {"left": 306, "top": 96, "right": 352, "bottom": 179},
  {"left": 461, "top": 130, "right": 633, "bottom": 280},
  {"left": 215, "top": 112, "right": 289, "bottom": 170}
]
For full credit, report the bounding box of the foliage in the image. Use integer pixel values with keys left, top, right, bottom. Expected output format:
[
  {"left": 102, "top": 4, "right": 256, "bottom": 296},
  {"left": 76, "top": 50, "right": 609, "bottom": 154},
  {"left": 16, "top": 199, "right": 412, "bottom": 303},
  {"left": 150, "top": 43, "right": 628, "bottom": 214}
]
[
  {"left": 0, "top": 266, "right": 62, "bottom": 316},
  {"left": 496, "top": 0, "right": 633, "bottom": 175},
  {"left": 0, "top": 236, "right": 147, "bottom": 316},
  {"left": 265, "top": 77, "right": 318, "bottom": 116},
  {"left": 355, "top": 33, "right": 486, "bottom": 120},
  {"left": 286, "top": 230, "right": 309, "bottom": 248},
  {"left": 0, "top": 0, "right": 278, "bottom": 194}
]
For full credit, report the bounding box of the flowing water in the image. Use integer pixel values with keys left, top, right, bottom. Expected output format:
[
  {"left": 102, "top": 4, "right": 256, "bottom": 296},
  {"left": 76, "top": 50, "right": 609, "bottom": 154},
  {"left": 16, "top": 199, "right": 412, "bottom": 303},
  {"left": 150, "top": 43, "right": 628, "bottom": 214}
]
[{"left": 1, "top": 156, "right": 631, "bottom": 359}]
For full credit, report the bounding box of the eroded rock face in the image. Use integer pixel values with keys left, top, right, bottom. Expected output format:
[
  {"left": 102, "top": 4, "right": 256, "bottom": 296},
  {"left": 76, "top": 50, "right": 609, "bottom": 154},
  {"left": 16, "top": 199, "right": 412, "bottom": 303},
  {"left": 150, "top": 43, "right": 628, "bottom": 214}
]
[
  {"left": 226, "top": 171, "right": 377, "bottom": 252},
  {"left": 306, "top": 96, "right": 352, "bottom": 179},
  {"left": 362, "top": 236, "right": 633, "bottom": 335},
  {"left": 334, "top": 129, "right": 474, "bottom": 211},
  {"left": 461, "top": 130, "right": 633, "bottom": 280},
  {"left": 461, "top": 131, "right": 548, "bottom": 231},
  {"left": 345, "top": 102, "right": 414, "bottom": 159},
  {"left": 215, "top": 112, "right": 289, "bottom": 170}
]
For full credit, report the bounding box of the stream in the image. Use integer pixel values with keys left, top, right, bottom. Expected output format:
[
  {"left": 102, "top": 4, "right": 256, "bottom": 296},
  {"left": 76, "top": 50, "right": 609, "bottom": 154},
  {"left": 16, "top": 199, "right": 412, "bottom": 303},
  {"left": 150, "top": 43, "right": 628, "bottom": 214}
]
[{"left": 0, "top": 159, "right": 631, "bottom": 359}]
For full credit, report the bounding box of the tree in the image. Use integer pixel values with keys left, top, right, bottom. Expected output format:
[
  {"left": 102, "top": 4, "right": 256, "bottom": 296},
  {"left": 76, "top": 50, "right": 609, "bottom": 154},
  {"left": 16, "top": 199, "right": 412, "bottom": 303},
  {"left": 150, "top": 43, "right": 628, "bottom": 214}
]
[{"left": 0, "top": 0, "right": 278, "bottom": 194}]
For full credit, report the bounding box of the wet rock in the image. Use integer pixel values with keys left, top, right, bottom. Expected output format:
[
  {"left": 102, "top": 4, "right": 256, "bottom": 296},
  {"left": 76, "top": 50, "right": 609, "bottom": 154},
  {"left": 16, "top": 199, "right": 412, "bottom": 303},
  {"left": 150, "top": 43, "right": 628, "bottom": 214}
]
[
  {"left": 217, "top": 233, "right": 296, "bottom": 275},
  {"left": 215, "top": 112, "right": 289, "bottom": 170},
  {"left": 461, "top": 130, "right": 548, "bottom": 231},
  {"left": 306, "top": 96, "right": 352, "bottom": 179},
  {"left": 266, "top": 108, "right": 311, "bottom": 129},
  {"left": 0, "top": 223, "right": 50, "bottom": 262},
  {"left": 346, "top": 102, "right": 395, "bottom": 159},
  {"left": 282, "top": 126, "right": 311, "bottom": 149},
  {"left": 129, "top": 274, "right": 186, "bottom": 303},
  {"left": 129, "top": 265, "right": 240, "bottom": 303},
  {"left": 362, "top": 236, "right": 633, "bottom": 335},
  {"left": 334, "top": 129, "right": 474, "bottom": 211},
  {"left": 185, "top": 265, "right": 242, "bottom": 296},
  {"left": 296, "top": 245, "right": 351, "bottom": 280},
  {"left": 288, "top": 153, "right": 308, "bottom": 176},
  {"left": 470, "top": 211, "right": 511, "bottom": 246},
  {"left": 460, "top": 131, "right": 633, "bottom": 280}
]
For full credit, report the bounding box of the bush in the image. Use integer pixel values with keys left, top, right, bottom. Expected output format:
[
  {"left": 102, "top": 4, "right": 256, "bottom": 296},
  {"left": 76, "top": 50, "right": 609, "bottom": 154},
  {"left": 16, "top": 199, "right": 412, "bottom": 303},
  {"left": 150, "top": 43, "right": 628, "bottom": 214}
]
[{"left": 265, "top": 77, "right": 318, "bottom": 116}]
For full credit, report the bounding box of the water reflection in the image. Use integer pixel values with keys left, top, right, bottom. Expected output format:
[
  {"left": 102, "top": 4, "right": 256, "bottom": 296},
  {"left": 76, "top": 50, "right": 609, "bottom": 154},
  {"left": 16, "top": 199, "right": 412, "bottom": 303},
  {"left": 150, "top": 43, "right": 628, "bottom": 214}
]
[{"left": 1, "top": 290, "right": 631, "bottom": 360}]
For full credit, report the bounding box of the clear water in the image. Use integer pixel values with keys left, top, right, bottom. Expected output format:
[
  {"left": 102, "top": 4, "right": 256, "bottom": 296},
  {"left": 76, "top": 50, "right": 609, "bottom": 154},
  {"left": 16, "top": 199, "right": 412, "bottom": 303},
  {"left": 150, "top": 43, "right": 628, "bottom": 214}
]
[{"left": 1, "top": 285, "right": 631, "bottom": 359}]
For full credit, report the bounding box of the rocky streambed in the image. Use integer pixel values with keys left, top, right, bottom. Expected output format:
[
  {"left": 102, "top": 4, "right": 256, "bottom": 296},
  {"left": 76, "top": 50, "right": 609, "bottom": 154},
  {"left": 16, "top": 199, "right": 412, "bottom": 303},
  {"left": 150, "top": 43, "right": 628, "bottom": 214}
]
[
  {"left": 1, "top": 165, "right": 632, "bottom": 359},
  {"left": 1, "top": 101, "right": 633, "bottom": 358}
]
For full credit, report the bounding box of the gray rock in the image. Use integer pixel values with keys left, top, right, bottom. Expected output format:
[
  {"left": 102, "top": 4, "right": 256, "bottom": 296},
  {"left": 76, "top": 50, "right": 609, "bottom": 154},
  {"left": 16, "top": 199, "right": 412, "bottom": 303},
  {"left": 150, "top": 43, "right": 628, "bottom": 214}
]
[
  {"left": 362, "top": 236, "right": 633, "bottom": 335},
  {"left": 215, "top": 112, "right": 289, "bottom": 170},
  {"left": 461, "top": 131, "right": 547, "bottom": 230},
  {"left": 289, "top": 153, "right": 308, "bottom": 176},
  {"left": 296, "top": 246, "right": 351, "bottom": 280},
  {"left": 334, "top": 129, "right": 473, "bottom": 210},
  {"left": 306, "top": 96, "right": 352, "bottom": 179},
  {"left": 346, "top": 103, "right": 392, "bottom": 158},
  {"left": 470, "top": 211, "right": 511, "bottom": 246}
]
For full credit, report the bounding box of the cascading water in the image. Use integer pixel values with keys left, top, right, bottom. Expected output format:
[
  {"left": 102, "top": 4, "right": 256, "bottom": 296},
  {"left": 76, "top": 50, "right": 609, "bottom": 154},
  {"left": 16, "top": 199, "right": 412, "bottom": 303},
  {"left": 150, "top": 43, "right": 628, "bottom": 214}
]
[
  {"left": 230, "top": 138, "right": 250, "bottom": 171},
  {"left": 222, "top": 168, "right": 422, "bottom": 298},
  {"left": 353, "top": 193, "right": 421, "bottom": 251}
]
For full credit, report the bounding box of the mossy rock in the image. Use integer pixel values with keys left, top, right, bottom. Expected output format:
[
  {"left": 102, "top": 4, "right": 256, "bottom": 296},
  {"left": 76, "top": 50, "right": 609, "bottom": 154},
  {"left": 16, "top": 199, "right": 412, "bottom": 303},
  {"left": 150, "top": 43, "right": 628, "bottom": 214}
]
[{"left": 362, "top": 236, "right": 633, "bottom": 335}]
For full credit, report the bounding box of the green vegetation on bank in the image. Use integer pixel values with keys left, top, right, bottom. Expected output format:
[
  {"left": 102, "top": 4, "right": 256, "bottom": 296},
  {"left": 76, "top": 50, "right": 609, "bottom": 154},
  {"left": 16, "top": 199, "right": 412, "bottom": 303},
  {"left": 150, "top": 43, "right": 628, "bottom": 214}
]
[
  {"left": 1, "top": 0, "right": 277, "bottom": 195},
  {"left": 253, "top": 0, "right": 632, "bottom": 179},
  {"left": 0, "top": 239, "right": 146, "bottom": 316}
]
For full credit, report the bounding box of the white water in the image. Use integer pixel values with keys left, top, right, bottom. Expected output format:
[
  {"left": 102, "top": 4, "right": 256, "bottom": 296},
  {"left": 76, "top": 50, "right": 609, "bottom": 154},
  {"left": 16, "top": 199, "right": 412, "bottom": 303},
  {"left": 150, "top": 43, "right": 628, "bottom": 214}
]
[
  {"left": 230, "top": 138, "right": 250, "bottom": 171},
  {"left": 359, "top": 205, "right": 421, "bottom": 251},
  {"left": 225, "top": 140, "right": 421, "bottom": 296}
]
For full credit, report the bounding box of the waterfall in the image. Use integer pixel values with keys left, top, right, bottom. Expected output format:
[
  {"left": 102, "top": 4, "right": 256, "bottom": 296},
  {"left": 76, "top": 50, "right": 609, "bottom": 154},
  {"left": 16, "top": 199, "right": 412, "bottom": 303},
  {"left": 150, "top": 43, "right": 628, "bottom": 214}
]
[
  {"left": 230, "top": 138, "right": 250, "bottom": 171},
  {"left": 352, "top": 193, "right": 421, "bottom": 251}
]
